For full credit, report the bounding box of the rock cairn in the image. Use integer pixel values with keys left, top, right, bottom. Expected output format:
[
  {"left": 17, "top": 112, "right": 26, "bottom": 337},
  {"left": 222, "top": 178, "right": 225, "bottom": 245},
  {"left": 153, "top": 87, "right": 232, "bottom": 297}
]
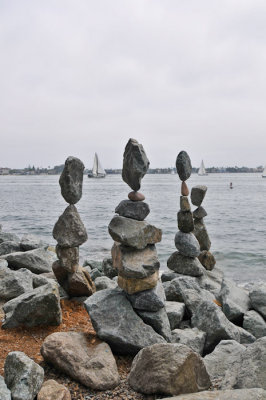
[
  {"left": 191, "top": 185, "right": 216, "bottom": 270},
  {"left": 52, "top": 157, "right": 95, "bottom": 297}
]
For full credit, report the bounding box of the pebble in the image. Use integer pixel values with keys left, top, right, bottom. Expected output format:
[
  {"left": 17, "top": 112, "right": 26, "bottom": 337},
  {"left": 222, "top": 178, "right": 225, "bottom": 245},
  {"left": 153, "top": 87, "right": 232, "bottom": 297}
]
[
  {"left": 128, "top": 191, "right": 145, "bottom": 201},
  {"left": 181, "top": 181, "right": 189, "bottom": 196}
]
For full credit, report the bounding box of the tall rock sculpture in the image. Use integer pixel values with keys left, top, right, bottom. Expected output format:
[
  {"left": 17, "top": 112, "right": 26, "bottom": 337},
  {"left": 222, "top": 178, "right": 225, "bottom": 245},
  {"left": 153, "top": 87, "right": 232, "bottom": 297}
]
[{"left": 52, "top": 157, "right": 95, "bottom": 297}]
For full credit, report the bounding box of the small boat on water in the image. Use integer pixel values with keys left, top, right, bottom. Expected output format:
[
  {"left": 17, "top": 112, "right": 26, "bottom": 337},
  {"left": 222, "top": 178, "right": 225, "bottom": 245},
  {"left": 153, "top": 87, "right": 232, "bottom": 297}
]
[
  {"left": 262, "top": 165, "right": 266, "bottom": 178},
  {"left": 88, "top": 153, "right": 106, "bottom": 178},
  {"left": 198, "top": 160, "right": 208, "bottom": 176}
]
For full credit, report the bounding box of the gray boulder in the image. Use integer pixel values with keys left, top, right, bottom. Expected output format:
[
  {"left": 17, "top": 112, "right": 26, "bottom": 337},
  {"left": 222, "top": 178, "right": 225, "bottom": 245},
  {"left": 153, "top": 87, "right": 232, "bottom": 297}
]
[
  {"left": 0, "top": 232, "right": 20, "bottom": 244},
  {"left": 59, "top": 156, "right": 84, "bottom": 204},
  {"left": 4, "top": 351, "right": 44, "bottom": 400},
  {"left": 108, "top": 216, "right": 162, "bottom": 250},
  {"left": 197, "top": 267, "right": 224, "bottom": 297},
  {"left": 84, "top": 288, "right": 165, "bottom": 355},
  {"left": 122, "top": 138, "right": 150, "bottom": 191},
  {"left": 191, "top": 185, "right": 207, "bottom": 207},
  {"left": 167, "top": 251, "right": 204, "bottom": 277},
  {"left": 20, "top": 234, "right": 46, "bottom": 251},
  {"left": 137, "top": 307, "right": 172, "bottom": 342},
  {"left": 175, "top": 232, "right": 200, "bottom": 257},
  {"left": 2, "top": 248, "right": 56, "bottom": 274},
  {"left": 53, "top": 205, "right": 88, "bottom": 247},
  {"left": 175, "top": 151, "right": 192, "bottom": 181},
  {"left": 160, "top": 388, "right": 266, "bottom": 399},
  {"left": 171, "top": 328, "right": 206, "bottom": 355},
  {"left": 128, "top": 343, "right": 210, "bottom": 395},
  {"left": 95, "top": 276, "right": 117, "bottom": 291},
  {"left": 238, "top": 326, "right": 256, "bottom": 344},
  {"left": 126, "top": 280, "right": 165, "bottom": 311},
  {"left": 0, "top": 376, "right": 11, "bottom": 400},
  {"left": 161, "top": 270, "right": 179, "bottom": 282},
  {"left": 0, "top": 265, "right": 33, "bottom": 300},
  {"left": 115, "top": 200, "right": 150, "bottom": 221},
  {"left": 165, "top": 301, "right": 185, "bottom": 330},
  {"left": 219, "top": 278, "right": 251, "bottom": 323},
  {"left": 243, "top": 310, "right": 266, "bottom": 338},
  {"left": 2, "top": 283, "right": 62, "bottom": 329},
  {"left": 182, "top": 288, "right": 215, "bottom": 317},
  {"left": 102, "top": 257, "right": 117, "bottom": 279},
  {"left": 177, "top": 211, "right": 194, "bottom": 233},
  {"left": 193, "top": 219, "right": 211, "bottom": 251},
  {"left": 163, "top": 276, "right": 200, "bottom": 302},
  {"left": 0, "top": 241, "right": 21, "bottom": 256},
  {"left": 249, "top": 283, "right": 266, "bottom": 319}
]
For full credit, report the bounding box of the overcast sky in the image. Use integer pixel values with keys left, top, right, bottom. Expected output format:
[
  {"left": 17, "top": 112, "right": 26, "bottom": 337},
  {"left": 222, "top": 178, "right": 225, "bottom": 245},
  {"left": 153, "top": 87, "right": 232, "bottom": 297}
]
[{"left": 1, "top": 0, "right": 266, "bottom": 169}]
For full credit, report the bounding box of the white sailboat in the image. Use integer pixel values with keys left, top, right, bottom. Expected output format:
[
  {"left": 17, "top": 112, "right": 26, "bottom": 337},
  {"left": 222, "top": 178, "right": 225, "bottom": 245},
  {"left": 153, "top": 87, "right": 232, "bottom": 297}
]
[
  {"left": 88, "top": 153, "right": 106, "bottom": 178},
  {"left": 198, "top": 160, "right": 208, "bottom": 176},
  {"left": 262, "top": 165, "right": 266, "bottom": 178}
]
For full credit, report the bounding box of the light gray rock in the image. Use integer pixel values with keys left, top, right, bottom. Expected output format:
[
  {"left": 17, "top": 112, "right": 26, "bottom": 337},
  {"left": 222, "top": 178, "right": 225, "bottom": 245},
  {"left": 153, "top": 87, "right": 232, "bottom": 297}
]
[
  {"left": 165, "top": 301, "right": 185, "bottom": 330},
  {"left": 32, "top": 273, "right": 54, "bottom": 288},
  {"left": 115, "top": 200, "right": 150, "bottom": 221},
  {"left": 41, "top": 332, "right": 120, "bottom": 390},
  {"left": 174, "top": 232, "right": 200, "bottom": 257},
  {"left": 175, "top": 151, "right": 192, "bottom": 182},
  {"left": 163, "top": 276, "right": 200, "bottom": 302},
  {"left": 0, "top": 265, "right": 33, "bottom": 300},
  {"left": 219, "top": 278, "right": 251, "bottom": 323},
  {"left": 182, "top": 288, "right": 215, "bottom": 317},
  {"left": 128, "top": 343, "right": 210, "bottom": 395},
  {"left": 0, "top": 232, "right": 20, "bottom": 244},
  {"left": 0, "top": 259, "right": 8, "bottom": 268},
  {"left": 0, "top": 241, "right": 21, "bottom": 256},
  {"left": 191, "top": 185, "right": 207, "bottom": 207},
  {"left": 194, "top": 219, "right": 211, "bottom": 251},
  {"left": 2, "top": 248, "right": 56, "bottom": 274},
  {"left": 20, "top": 234, "right": 46, "bottom": 251},
  {"left": 102, "top": 257, "right": 117, "bottom": 279},
  {"left": 193, "top": 206, "right": 207, "bottom": 219},
  {"left": 126, "top": 280, "right": 165, "bottom": 311},
  {"left": 108, "top": 216, "right": 162, "bottom": 250},
  {"left": 137, "top": 307, "right": 172, "bottom": 342},
  {"left": 0, "top": 375, "right": 11, "bottom": 400},
  {"left": 53, "top": 205, "right": 88, "bottom": 247},
  {"left": 197, "top": 267, "right": 224, "bottom": 297},
  {"left": 161, "top": 270, "right": 179, "bottom": 282},
  {"left": 177, "top": 211, "right": 194, "bottom": 233},
  {"left": 84, "top": 288, "right": 165, "bottom": 355},
  {"left": 249, "top": 283, "right": 266, "bottom": 319},
  {"left": 122, "top": 138, "right": 150, "bottom": 191},
  {"left": 160, "top": 388, "right": 266, "bottom": 399},
  {"left": 2, "top": 283, "right": 62, "bottom": 329},
  {"left": 167, "top": 251, "right": 204, "bottom": 277},
  {"left": 171, "top": 328, "right": 206, "bottom": 355},
  {"left": 243, "top": 310, "right": 266, "bottom": 338},
  {"left": 4, "top": 351, "right": 44, "bottom": 400},
  {"left": 238, "top": 326, "right": 256, "bottom": 344},
  {"left": 95, "top": 276, "right": 117, "bottom": 291},
  {"left": 59, "top": 156, "right": 84, "bottom": 204}
]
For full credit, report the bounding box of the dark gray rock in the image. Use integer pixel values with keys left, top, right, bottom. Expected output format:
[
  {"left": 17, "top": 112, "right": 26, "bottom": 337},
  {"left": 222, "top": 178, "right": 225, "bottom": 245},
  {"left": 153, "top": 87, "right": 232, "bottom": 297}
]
[
  {"left": 180, "top": 196, "right": 191, "bottom": 212},
  {"left": 0, "top": 265, "right": 33, "bottom": 300},
  {"left": 167, "top": 251, "right": 204, "bottom": 277},
  {"left": 175, "top": 151, "right": 192, "bottom": 182},
  {"left": 193, "top": 206, "right": 207, "bottom": 219},
  {"left": 102, "top": 257, "right": 117, "bottom": 279},
  {"left": 2, "top": 248, "right": 56, "bottom": 274},
  {"left": 32, "top": 273, "right": 53, "bottom": 288},
  {"left": 2, "top": 283, "right": 62, "bottom": 329},
  {"left": 163, "top": 276, "right": 200, "bottom": 302},
  {"left": 160, "top": 389, "right": 266, "bottom": 399},
  {"left": 0, "top": 375, "right": 11, "bottom": 400},
  {"left": 53, "top": 205, "right": 88, "bottom": 247},
  {"left": 249, "top": 283, "right": 266, "bottom": 319},
  {"left": 83, "top": 259, "right": 102, "bottom": 271},
  {"left": 4, "top": 351, "right": 44, "bottom": 400},
  {"left": 243, "top": 310, "right": 266, "bottom": 338},
  {"left": 219, "top": 278, "right": 251, "bottom": 323},
  {"left": 191, "top": 185, "right": 207, "bottom": 206},
  {"left": 137, "top": 307, "right": 172, "bottom": 342},
  {"left": 0, "top": 241, "right": 21, "bottom": 256},
  {"left": 59, "top": 156, "right": 84, "bottom": 204},
  {"left": 0, "top": 232, "right": 20, "bottom": 244},
  {"left": 108, "top": 216, "right": 162, "bottom": 250},
  {"left": 95, "top": 276, "right": 117, "bottom": 291},
  {"left": 174, "top": 232, "right": 200, "bottom": 257},
  {"left": 171, "top": 328, "right": 206, "bottom": 355},
  {"left": 126, "top": 280, "right": 165, "bottom": 311},
  {"left": 90, "top": 268, "right": 103, "bottom": 281},
  {"left": 20, "top": 234, "right": 46, "bottom": 251},
  {"left": 194, "top": 219, "right": 211, "bottom": 251},
  {"left": 115, "top": 200, "right": 150, "bottom": 221},
  {"left": 165, "top": 301, "right": 185, "bottom": 330},
  {"left": 122, "top": 138, "right": 150, "bottom": 191},
  {"left": 177, "top": 210, "right": 194, "bottom": 233},
  {"left": 84, "top": 288, "right": 165, "bottom": 355},
  {"left": 161, "top": 270, "right": 179, "bottom": 282}
]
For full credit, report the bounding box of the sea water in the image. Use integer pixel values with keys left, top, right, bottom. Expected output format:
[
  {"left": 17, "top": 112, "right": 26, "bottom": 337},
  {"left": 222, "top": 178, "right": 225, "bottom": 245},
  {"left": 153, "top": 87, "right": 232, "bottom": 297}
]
[{"left": 0, "top": 173, "right": 265, "bottom": 284}]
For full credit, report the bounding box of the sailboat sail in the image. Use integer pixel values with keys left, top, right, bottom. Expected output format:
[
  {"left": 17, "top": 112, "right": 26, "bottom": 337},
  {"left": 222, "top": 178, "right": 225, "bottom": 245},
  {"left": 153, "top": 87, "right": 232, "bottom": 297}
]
[
  {"left": 262, "top": 165, "right": 266, "bottom": 178},
  {"left": 92, "top": 154, "right": 98, "bottom": 176},
  {"left": 89, "top": 153, "right": 106, "bottom": 178},
  {"left": 198, "top": 160, "right": 208, "bottom": 176}
]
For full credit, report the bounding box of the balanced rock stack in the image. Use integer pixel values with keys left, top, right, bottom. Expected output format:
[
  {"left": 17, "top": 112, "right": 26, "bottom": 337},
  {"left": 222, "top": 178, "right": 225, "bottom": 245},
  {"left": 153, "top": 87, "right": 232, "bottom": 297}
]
[
  {"left": 191, "top": 185, "right": 216, "bottom": 271},
  {"left": 52, "top": 157, "right": 95, "bottom": 297}
]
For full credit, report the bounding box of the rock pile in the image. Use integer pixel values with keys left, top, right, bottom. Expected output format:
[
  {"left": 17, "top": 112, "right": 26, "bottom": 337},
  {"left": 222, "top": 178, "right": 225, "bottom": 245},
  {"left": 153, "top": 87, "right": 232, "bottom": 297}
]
[{"left": 52, "top": 157, "right": 95, "bottom": 297}]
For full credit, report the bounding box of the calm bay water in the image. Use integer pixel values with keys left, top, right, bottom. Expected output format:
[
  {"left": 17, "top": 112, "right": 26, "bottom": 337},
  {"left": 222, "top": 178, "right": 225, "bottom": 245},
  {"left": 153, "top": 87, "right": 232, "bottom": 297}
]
[{"left": 0, "top": 173, "right": 265, "bottom": 284}]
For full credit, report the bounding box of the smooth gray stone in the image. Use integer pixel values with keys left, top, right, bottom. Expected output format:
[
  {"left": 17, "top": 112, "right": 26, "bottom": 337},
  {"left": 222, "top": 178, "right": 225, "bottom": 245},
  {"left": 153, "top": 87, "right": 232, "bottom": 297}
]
[
  {"left": 238, "top": 326, "right": 256, "bottom": 344},
  {"left": 0, "top": 241, "right": 21, "bottom": 256},
  {"left": 180, "top": 196, "right": 191, "bottom": 212},
  {"left": 0, "top": 375, "right": 11, "bottom": 400},
  {"left": 4, "top": 351, "right": 44, "bottom": 400},
  {"left": 95, "top": 276, "right": 117, "bottom": 291},
  {"left": 20, "top": 234, "right": 46, "bottom": 251},
  {"left": 161, "top": 270, "right": 179, "bottom": 282},
  {"left": 90, "top": 268, "right": 103, "bottom": 281},
  {"left": 137, "top": 307, "right": 172, "bottom": 342},
  {"left": 53, "top": 205, "right": 88, "bottom": 247},
  {"left": 163, "top": 276, "right": 200, "bottom": 302},
  {"left": 122, "top": 138, "right": 150, "bottom": 191},
  {"left": 193, "top": 206, "right": 207, "bottom": 219},
  {"left": 59, "top": 156, "right": 84, "bottom": 204},
  {"left": 84, "top": 288, "right": 165, "bottom": 355},
  {"left": 0, "top": 265, "right": 33, "bottom": 300},
  {"left": 2, "top": 283, "right": 62, "bottom": 329},
  {"left": 191, "top": 185, "right": 207, "bottom": 206},
  {"left": 165, "top": 301, "right": 185, "bottom": 330},
  {"left": 191, "top": 300, "right": 240, "bottom": 353},
  {"left": 126, "top": 280, "right": 165, "bottom": 311},
  {"left": 175, "top": 151, "right": 192, "bottom": 181},
  {"left": 174, "top": 232, "right": 200, "bottom": 257},
  {"left": 171, "top": 328, "right": 206, "bottom": 355},
  {"left": 243, "top": 310, "right": 266, "bottom": 338},
  {"left": 161, "top": 389, "right": 266, "bottom": 400},
  {"left": 182, "top": 288, "right": 215, "bottom": 317},
  {"left": 108, "top": 216, "right": 162, "bottom": 250},
  {"left": 1, "top": 248, "right": 56, "bottom": 274},
  {"left": 0, "top": 232, "right": 20, "bottom": 244},
  {"left": 102, "top": 257, "right": 117, "bottom": 279},
  {"left": 219, "top": 278, "right": 251, "bottom": 323},
  {"left": 203, "top": 340, "right": 246, "bottom": 389},
  {"left": 115, "top": 200, "right": 150, "bottom": 221},
  {"left": 193, "top": 219, "right": 211, "bottom": 251},
  {"left": 167, "top": 251, "right": 204, "bottom": 277},
  {"left": 249, "top": 282, "right": 266, "bottom": 319},
  {"left": 177, "top": 210, "right": 194, "bottom": 233}
]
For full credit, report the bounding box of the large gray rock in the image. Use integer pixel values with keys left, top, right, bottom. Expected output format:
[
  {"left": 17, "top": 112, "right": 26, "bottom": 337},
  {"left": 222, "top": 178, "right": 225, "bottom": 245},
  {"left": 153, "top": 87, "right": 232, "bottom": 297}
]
[
  {"left": 108, "top": 216, "right": 162, "bottom": 250},
  {"left": 122, "top": 138, "right": 150, "bottom": 191},
  {"left": 182, "top": 288, "right": 215, "bottom": 317},
  {"left": 160, "top": 389, "right": 266, "bottom": 399},
  {"left": 193, "top": 219, "right": 211, "bottom": 251},
  {"left": 95, "top": 276, "right": 117, "bottom": 291},
  {"left": 177, "top": 211, "right": 194, "bottom": 233},
  {"left": 126, "top": 280, "right": 165, "bottom": 311},
  {"left": 175, "top": 232, "right": 200, "bottom": 257},
  {"left": 197, "top": 267, "right": 224, "bottom": 297},
  {"left": 128, "top": 343, "right": 210, "bottom": 395},
  {"left": 41, "top": 332, "right": 120, "bottom": 390},
  {"left": 0, "top": 241, "right": 21, "bottom": 256},
  {"left": 193, "top": 206, "right": 207, "bottom": 219},
  {"left": 0, "top": 376, "right": 11, "bottom": 400},
  {"left": 137, "top": 307, "right": 172, "bottom": 342},
  {"left": 84, "top": 288, "right": 165, "bottom": 355},
  {"left": 115, "top": 200, "right": 150, "bottom": 221},
  {"left": 165, "top": 301, "right": 185, "bottom": 330},
  {"left": 191, "top": 185, "right": 207, "bottom": 207},
  {"left": 59, "top": 156, "right": 85, "bottom": 204},
  {"left": 249, "top": 283, "right": 266, "bottom": 319},
  {"left": 219, "top": 278, "right": 251, "bottom": 323},
  {"left": 171, "top": 328, "right": 206, "bottom": 355},
  {"left": 0, "top": 265, "right": 33, "bottom": 300},
  {"left": 111, "top": 242, "right": 160, "bottom": 279},
  {"left": 163, "top": 276, "right": 200, "bottom": 302},
  {"left": 2, "top": 283, "right": 62, "bottom": 329},
  {"left": 175, "top": 151, "right": 192, "bottom": 182},
  {"left": 238, "top": 326, "right": 256, "bottom": 344},
  {"left": 0, "top": 232, "right": 20, "bottom": 244},
  {"left": 102, "top": 257, "right": 117, "bottom": 279},
  {"left": 53, "top": 205, "right": 88, "bottom": 247},
  {"left": 243, "top": 310, "right": 266, "bottom": 338},
  {"left": 191, "top": 300, "right": 240, "bottom": 353},
  {"left": 1, "top": 248, "right": 56, "bottom": 274},
  {"left": 20, "top": 234, "right": 46, "bottom": 251},
  {"left": 167, "top": 251, "right": 204, "bottom": 277},
  {"left": 4, "top": 351, "right": 44, "bottom": 400}
]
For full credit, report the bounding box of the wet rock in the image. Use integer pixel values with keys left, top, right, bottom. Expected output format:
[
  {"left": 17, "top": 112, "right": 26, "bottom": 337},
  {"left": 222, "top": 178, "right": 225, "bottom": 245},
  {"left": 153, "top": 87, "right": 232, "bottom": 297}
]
[
  {"left": 180, "top": 196, "right": 191, "bottom": 212},
  {"left": 0, "top": 232, "right": 20, "bottom": 244},
  {"left": 194, "top": 219, "right": 211, "bottom": 251},
  {"left": 37, "top": 379, "right": 71, "bottom": 400},
  {"left": 115, "top": 200, "right": 150, "bottom": 221},
  {"left": 243, "top": 310, "right": 266, "bottom": 338},
  {"left": 193, "top": 206, "right": 207, "bottom": 219},
  {"left": 219, "top": 278, "right": 251, "bottom": 323},
  {"left": 249, "top": 282, "right": 266, "bottom": 319},
  {"left": 167, "top": 251, "right": 204, "bottom": 277},
  {"left": 128, "top": 191, "right": 145, "bottom": 201},
  {"left": 160, "top": 389, "right": 266, "bottom": 399},
  {"left": 126, "top": 280, "right": 165, "bottom": 311},
  {"left": 20, "top": 234, "right": 46, "bottom": 251},
  {"left": 198, "top": 250, "right": 216, "bottom": 270},
  {"left": 117, "top": 270, "right": 159, "bottom": 294},
  {"left": 165, "top": 301, "right": 185, "bottom": 330},
  {"left": 0, "top": 375, "right": 11, "bottom": 400},
  {"left": 53, "top": 205, "right": 88, "bottom": 247},
  {"left": 171, "top": 328, "right": 206, "bottom": 355},
  {"left": 102, "top": 257, "right": 117, "bottom": 279},
  {"left": 41, "top": 332, "right": 120, "bottom": 390},
  {"left": 191, "top": 185, "right": 207, "bottom": 206},
  {"left": 137, "top": 307, "right": 172, "bottom": 342},
  {"left": 175, "top": 232, "right": 200, "bottom": 257},
  {"left": 4, "top": 351, "right": 44, "bottom": 400},
  {"left": 177, "top": 211, "right": 194, "bottom": 233},
  {"left": 95, "top": 276, "right": 117, "bottom": 291},
  {"left": 59, "top": 156, "right": 84, "bottom": 204},
  {"left": 1, "top": 248, "right": 56, "bottom": 274},
  {"left": 0, "top": 265, "right": 33, "bottom": 300},
  {"left": 56, "top": 245, "right": 79, "bottom": 273},
  {"left": 128, "top": 343, "right": 210, "bottom": 395},
  {"left": 175, "top": 151, "right": 192, "bottom": 182},
  {"left": 0, "top": 241, "right": 21, "bottom": 256}
]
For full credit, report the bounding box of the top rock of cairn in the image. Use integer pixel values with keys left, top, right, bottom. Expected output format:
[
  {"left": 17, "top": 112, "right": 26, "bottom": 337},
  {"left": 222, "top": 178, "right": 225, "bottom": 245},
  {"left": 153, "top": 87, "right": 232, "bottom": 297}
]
[
  {"left": 122, "top": 139, "right": 150, "bottom": 192},
  {"left": 59, "top": 157, "right": 85, "bottom": 204},
  {"left": 176, "top": 151, "right": 192, "bottom": 182}
]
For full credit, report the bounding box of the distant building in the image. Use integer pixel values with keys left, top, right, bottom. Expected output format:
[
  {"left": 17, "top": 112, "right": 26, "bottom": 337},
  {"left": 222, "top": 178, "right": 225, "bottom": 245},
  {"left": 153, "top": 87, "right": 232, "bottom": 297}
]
[{"left": 0, "top": 168, "right": 10, "bottom": 175}]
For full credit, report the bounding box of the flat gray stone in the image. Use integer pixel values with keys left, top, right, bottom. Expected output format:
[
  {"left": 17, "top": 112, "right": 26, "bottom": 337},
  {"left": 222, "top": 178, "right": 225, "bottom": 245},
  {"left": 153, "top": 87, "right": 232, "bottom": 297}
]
[
  {"left": 194, "top": 219, "right": 211, "bottom": 251},
  {"left": 175, "top": 232, "right": 200, "bottom": 257},
  {"left": 219, "top": 278, "right": 251, "bottom": 323},
  {"left": 160, "top": 388, "right": 266, "bottom": 399},
  {"left": 126, "top": 280, "right": 165, "bottom": 311},
  {"left": 243, "top": 310, "right": 266, "bottom": 338},
  {"left": 0, "top": 232, "right": 20, "bottom": 244},
  {"left": 167, "top": 251, "right": 204, "bottom": 277},
  {"left": 177, "top": 211, "right": 194, "bottom": 233},
  {"left": 137, "top": 307, "right": 172, "bottom": 342},
  {"left": 95, "top": 276, "right": 117, "bottom": 291},
  {"left": 191, "top": 185, "right": 207, "bottom": 206},
  {"left": 20, "top": 234, "right": 46, "bottom": 251},
  {"left": 0, "top": 241, "right": 21, "bottom": 256},
  {"left": 53, "top": 205, "right": 88, "bottom": 247},
  {"left": 0, "top": 375, "right": 11, "bottom": 400},
  {"left": 165, "top": 301, "right": 185, "bottom": 330},
  {"left": 59, "top": 156, "right": 84, "bottom": 204},
  {"left": 249, "top": 283, "right": 266, "bottom": 319},
  {"left": 115, "top": 200, "right": 150, "bottom": 221},
  {"left": 193, "top": 206, "right": 207, "bottom": 219},
  {"left": 171, "top": 328, "right": 206, "bottom": 355},
  {"left": 1, "top": 248, "right": 56, "bottom": 274},
  {"left": 175, "top": 151, "right": 192, "bottom": 181},
  {"left": 0, "top": 265, "right": 33, "bottom": 300},
  {"left": 163, "top": 276, "right": 200, "bottom": 302}
]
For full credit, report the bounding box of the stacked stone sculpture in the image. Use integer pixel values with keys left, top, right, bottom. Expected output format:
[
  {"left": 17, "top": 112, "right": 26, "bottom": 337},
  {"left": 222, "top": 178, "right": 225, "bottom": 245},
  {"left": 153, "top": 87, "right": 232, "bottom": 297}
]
[
  {"left": 52, "top": 157, "right": 95, "bottom": 297},
  {"left": 191, "top": 185, "right": 216, "bottom": 270}
]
